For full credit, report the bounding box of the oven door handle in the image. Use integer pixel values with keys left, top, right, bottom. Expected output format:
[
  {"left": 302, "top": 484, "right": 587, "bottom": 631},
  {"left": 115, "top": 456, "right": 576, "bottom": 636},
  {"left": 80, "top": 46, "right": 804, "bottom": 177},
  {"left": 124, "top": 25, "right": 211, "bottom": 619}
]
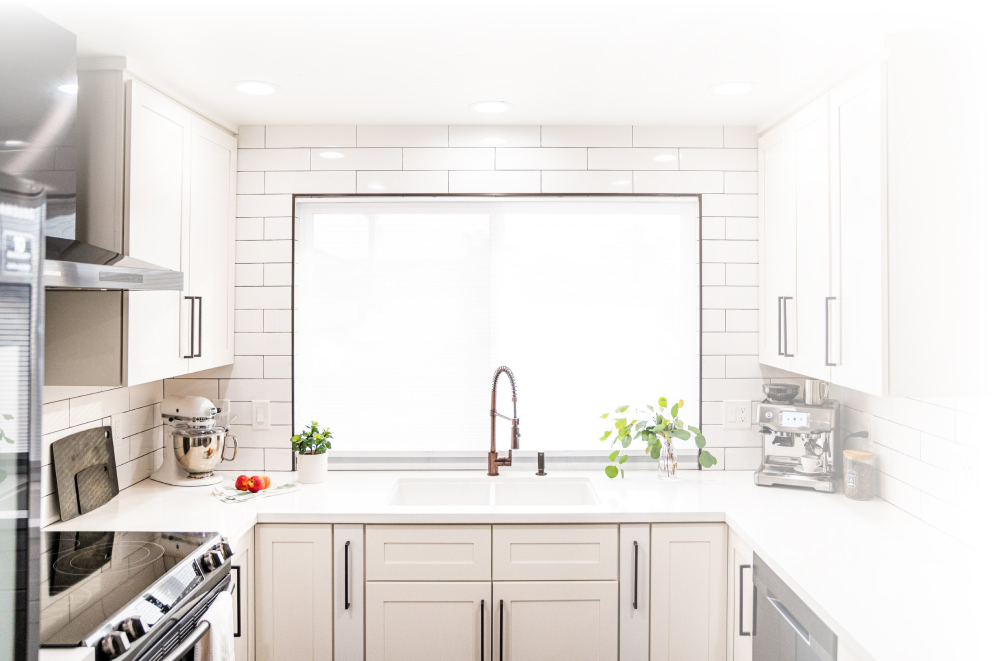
[{"left": 160, "top": 620, "right": 211, "bottom": 661}]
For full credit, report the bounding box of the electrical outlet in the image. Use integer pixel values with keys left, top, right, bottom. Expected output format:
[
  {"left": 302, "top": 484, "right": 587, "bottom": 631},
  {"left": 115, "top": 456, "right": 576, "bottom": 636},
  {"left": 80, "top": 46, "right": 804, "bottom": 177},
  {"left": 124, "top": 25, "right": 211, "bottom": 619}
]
[
  {"left": 723, "top": 400, "right": 752, "bottom": 429},
  {"left": 251, "top": 400, "right": 270, "bottom": 431},
  {"left": 110, "top": 414, "right": 124, "bottom": 440}
]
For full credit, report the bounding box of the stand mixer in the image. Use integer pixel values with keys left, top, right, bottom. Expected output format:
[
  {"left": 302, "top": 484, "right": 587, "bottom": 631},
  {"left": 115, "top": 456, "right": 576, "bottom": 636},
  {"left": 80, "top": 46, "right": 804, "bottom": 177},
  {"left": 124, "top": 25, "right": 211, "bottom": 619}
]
[
  {"left": 151, "top": 395, "right": 238, "bottom": 487},
  {"left": 754, "top": 398, "right": 840, "bottom": 493}
]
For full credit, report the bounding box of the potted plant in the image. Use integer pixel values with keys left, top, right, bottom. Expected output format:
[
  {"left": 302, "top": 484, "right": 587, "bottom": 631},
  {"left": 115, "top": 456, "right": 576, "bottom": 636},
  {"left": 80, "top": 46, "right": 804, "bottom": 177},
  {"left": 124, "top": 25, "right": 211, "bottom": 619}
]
[
  {"left": 291, "top": 422, "right": 332, "bottom": 484},
  {"left": 600, "top": 397, "right": 716, "bottom": 478}
]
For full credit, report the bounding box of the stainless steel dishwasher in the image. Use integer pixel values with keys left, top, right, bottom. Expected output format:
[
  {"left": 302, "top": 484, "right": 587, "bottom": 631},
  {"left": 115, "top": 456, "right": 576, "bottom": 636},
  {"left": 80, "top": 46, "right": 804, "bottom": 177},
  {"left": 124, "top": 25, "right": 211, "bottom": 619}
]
[{"left": 753, "top": 554, "right": 837, "bottom": 661}]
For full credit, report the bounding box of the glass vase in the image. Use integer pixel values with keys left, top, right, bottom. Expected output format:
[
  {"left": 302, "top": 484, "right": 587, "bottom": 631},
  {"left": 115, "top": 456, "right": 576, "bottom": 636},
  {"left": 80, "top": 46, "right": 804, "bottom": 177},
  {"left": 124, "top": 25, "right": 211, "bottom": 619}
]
[{"left": 657, "top": 439, "right": 677, "bottom": 479}]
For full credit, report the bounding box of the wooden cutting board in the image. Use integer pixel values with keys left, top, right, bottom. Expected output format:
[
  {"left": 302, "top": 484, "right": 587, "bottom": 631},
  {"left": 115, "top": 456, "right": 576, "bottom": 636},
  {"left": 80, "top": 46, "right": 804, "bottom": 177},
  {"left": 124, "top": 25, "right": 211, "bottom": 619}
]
[{"left": 51, "top": 426, "right": 119, "bottom": 521}]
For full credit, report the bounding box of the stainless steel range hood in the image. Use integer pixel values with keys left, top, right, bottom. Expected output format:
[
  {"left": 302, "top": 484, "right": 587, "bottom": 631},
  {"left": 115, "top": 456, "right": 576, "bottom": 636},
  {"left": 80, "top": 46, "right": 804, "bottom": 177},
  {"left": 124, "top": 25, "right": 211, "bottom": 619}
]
[{"left": 44, "top": 236, "right": 184, "bottom": 290}]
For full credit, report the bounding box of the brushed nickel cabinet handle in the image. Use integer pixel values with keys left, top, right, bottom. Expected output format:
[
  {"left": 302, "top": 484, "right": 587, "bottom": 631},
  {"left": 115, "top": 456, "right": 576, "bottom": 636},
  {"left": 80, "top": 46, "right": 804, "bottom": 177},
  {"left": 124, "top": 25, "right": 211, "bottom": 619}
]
[
  {"left": 633, "top": 541, "right": 639, "bottom": 610},
  {"left": 183, "top": 296, "right": 196, "bottom": 358},
  {"left": 344, "top": 540, "right": 351, "bottom": 610}
]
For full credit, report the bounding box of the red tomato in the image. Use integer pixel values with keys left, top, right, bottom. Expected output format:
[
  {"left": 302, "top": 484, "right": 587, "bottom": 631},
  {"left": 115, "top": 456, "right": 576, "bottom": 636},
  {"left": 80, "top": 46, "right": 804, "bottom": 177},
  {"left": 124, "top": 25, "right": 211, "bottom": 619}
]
[{"left": 234, "top": 475, "right": 250, "bottom": 491}]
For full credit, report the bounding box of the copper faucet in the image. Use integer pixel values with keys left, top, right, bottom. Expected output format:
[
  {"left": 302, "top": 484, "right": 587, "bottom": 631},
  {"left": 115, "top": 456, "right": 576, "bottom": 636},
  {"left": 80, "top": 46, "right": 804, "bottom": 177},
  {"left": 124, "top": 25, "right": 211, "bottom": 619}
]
[{"left": 488, "top": 366, "right": 519, "bottom": 476}]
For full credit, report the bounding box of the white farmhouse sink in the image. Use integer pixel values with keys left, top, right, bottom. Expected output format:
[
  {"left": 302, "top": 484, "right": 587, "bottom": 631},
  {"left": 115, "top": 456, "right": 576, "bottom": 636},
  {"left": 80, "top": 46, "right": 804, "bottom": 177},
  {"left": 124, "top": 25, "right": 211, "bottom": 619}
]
[{"left": 386, "top": 477, "right": 599, "bottom": 507}]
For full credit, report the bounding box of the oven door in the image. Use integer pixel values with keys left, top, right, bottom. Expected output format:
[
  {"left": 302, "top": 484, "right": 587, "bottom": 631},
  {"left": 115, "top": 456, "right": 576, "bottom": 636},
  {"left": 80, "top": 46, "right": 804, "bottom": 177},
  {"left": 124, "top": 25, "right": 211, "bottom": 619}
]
[
  {"left": 133, "top": 573, "right": 233, "bottom": 661},
  {"left": 753, "top": 555, "right": 836, "bottom": 661}
]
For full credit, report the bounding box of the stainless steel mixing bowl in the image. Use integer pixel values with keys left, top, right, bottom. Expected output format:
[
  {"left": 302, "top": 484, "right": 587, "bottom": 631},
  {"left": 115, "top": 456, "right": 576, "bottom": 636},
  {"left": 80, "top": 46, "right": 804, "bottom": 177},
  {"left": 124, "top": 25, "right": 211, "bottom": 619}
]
[{"left": 172, "top": 426, "right": 238, "bottom": 478}]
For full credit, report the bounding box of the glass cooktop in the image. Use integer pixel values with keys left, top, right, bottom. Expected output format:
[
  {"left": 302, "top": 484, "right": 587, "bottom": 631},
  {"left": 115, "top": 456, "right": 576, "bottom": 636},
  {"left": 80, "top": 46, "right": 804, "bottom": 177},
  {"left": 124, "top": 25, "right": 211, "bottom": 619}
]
[{"left": 40, "top": 530, "right": 218, "bottom": 647}]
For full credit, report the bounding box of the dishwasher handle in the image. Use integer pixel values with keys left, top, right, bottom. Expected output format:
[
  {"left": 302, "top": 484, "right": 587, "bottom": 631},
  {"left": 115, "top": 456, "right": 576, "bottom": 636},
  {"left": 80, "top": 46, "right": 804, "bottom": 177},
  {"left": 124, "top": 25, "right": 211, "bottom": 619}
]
[{"left": 767, "top": 596, "right": 810, "bottom": 645}]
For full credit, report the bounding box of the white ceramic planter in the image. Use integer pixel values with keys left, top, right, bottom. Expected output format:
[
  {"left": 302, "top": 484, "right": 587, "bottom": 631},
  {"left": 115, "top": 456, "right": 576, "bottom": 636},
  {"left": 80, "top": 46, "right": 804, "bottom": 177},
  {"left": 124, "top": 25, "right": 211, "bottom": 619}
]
[{"left": 296, "top": 452, "right": 328, "bottom": 484}]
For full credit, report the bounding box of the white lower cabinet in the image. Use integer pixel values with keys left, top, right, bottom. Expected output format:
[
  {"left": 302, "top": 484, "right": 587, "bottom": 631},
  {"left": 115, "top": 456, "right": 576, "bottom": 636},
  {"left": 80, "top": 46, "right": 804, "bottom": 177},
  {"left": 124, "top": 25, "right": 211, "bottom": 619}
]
[
  {"left": 365, "top": 581, "right": 491, "bottom": 661},
  {"left": 229, "top": 530, "right": 255, "bottom": 661},
  {"left": 650, "top": 523, "right": 728, "bottom": 661},
  {"left": 255, "top": 525, "right": 333, "bottom": 661},
  {"left": 620, "top": 524, "right": 651, "bottom": 661},
  {"left": 492, "top": 581, "right": 618, "bottom": 661},
  {"left": 726, "top": 529, "right": 754, "bottom": 661}
]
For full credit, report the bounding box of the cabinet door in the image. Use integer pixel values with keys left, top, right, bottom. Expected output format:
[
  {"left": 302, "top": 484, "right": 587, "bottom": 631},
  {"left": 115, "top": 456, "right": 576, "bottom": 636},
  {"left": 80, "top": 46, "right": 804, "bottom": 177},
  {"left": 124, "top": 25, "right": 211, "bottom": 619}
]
[
  {"left": 188, "top": 116, "right": 236, "bottom": 372},
  {"left": 366, "top": 582, "right": 491, "bottom": 661},
  {"left": 334, "top": 525, "right": 364, "bottom": 661},
  {"left": 792, "top": 96, "right": 833, "bottom": 382},
  {"left": 620, "top": 524, "right": 650, "bottom": 661},
  {"left": 758, "top": 124, "right": 796, "bottom": 371},
  {"left": 726, "top": 529, "right": 754, "bottom": 661},
  {"left": 255, "top": 525, "right": 333, "bottom": 661},
  {"left": 124, "top": 79, "right": 192, "bottom": 384},
  {"left": 493, "top": 581, "right": 618, "bottom": 661},
  {"left": 230, "top": 532, "right": 255, "bottom": 661},
  {"left": 829, "top": 61, "right": 887, "bottom": 395},
  {"left": 649, "top": 524, "right": 727, "bottom": 661}
]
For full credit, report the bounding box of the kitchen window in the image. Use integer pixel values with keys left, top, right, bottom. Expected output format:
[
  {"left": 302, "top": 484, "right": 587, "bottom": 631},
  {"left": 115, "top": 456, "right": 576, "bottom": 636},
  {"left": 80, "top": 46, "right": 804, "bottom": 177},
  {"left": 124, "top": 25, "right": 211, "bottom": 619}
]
[{"left": 294, "top": 196, "right": 701, "bottom": 460}]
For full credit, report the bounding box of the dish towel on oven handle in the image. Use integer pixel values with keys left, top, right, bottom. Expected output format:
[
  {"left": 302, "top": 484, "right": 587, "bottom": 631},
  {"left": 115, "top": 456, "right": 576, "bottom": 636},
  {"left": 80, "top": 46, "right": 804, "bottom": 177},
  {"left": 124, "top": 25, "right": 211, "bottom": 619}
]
[{"left": 194, "top": 590, "right": 235, "bottom": 661}]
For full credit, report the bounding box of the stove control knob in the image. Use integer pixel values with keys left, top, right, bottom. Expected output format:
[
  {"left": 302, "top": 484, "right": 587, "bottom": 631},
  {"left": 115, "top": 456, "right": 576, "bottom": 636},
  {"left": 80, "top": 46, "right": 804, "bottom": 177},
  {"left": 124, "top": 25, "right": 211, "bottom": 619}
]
[
  {"left": 120, "top": 616, "right": 148, "bottom": 642},
  {"left": 200, "top": 549, "right": 225, "bottom": 572},
  {"left": 99, "top": 631, "right": 131, "bottom": 659},
  {"left": 220, "top": 541, "right": 233, "bottom": 559}
]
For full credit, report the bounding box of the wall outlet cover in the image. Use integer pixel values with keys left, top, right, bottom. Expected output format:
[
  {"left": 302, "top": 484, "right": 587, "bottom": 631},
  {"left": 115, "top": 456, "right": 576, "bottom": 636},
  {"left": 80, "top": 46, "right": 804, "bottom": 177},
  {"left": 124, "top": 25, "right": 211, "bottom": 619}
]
[{"left": 723, "top": 400, "right": 752, "bottom": 429}]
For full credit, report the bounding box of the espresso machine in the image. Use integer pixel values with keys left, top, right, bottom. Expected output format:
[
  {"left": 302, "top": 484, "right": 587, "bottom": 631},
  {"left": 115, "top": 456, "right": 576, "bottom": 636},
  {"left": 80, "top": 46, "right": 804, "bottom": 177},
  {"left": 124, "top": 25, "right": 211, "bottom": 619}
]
[{"left": 754, "top": 382, "right": 840, "bottom": 492}]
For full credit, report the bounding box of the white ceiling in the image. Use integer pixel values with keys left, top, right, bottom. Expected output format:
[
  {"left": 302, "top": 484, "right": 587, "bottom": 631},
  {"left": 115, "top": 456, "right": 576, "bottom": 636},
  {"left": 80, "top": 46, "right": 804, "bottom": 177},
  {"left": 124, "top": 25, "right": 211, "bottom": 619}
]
[{"left": 18, "top": 0, "right": 990, "bottom": 131}]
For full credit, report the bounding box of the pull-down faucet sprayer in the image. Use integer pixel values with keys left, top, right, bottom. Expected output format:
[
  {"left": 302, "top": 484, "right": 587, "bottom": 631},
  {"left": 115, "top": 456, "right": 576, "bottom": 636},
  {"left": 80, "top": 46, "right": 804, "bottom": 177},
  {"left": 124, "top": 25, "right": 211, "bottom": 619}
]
[{"left": 488, "top": 366, "right": 519, "bottom": 476}]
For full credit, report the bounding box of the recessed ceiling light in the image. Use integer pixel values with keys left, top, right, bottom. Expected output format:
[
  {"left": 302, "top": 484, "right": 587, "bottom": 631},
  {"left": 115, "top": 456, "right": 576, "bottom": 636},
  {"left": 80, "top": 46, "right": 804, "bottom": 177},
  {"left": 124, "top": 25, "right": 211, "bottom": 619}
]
[
  {"left": 234, "top": 81, "right": 280, "bottom": 95},
  {"left": 3, "top": 140, "right": 27, "bottom": 147},
  {"left": 653, "top": 154, "right": 677, "bottom": 163},
  {"left": 367, "top": 182, "right": 385, "bottom": 191},
  {"left": 319, "top": 151, "right": 345, "bottom": 159},
  {"left": 471, "top": 101, "right": 512, "bottom": 114},
  {"left": 58, "top": 83, "right": 78, "bottom": 94},
  {"left": 710, "top": 81, "right": 755, "bottom": 96},
  {"left": 479, "top": 137, "right": 507, "bottom": 146}
]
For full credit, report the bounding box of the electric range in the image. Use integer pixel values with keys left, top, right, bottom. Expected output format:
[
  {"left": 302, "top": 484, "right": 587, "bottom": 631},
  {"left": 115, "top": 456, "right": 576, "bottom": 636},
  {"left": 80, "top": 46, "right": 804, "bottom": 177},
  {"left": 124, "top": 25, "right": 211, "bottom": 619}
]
[{"left": 39, "top": 531, "right": 233, "bottom": 661}]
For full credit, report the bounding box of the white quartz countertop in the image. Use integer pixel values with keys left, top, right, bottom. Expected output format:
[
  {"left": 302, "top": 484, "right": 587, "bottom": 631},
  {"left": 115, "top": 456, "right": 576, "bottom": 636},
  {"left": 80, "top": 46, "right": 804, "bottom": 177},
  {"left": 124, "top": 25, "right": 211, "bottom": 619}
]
[{"left": 46, "top": 469, "right": 990, "bottom": 661}]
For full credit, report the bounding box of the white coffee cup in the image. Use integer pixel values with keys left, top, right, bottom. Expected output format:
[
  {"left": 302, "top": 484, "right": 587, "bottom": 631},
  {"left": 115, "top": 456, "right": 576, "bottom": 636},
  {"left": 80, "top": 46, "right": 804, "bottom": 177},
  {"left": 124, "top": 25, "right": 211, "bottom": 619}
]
[{"left": 799, "top": 455, "right": 821, "bottom": 472}]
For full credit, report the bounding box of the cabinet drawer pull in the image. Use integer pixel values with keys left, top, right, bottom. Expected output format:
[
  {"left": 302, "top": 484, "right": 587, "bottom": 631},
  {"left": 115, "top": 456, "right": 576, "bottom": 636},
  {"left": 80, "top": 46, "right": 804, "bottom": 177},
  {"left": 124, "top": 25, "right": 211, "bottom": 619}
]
[
  {"left": 232, "top": 565, "right": 242, "bottom": 638},
  {"left": 825, "top": 296, "right": 837, "bottom": 366},
  {"left": 499, "top": 599, "right": 504, "bottom": 661},
  {"left": 480, "top": 600, "right": 485, "bottom": 661},
  {"left": 633, "top": 541, "right": 639, "bottom": 610},
  {"left": 768, "top": 596, "right": 810, "bottom": 645},
  {"left": 344, "top": 540, "right": 350, "bottom": 610},
  {"left": 183, "top": 296, "right": 196, "bottom": 358},
  {"left": 738, "top": 564, "right": 751, "bottom": 636}
]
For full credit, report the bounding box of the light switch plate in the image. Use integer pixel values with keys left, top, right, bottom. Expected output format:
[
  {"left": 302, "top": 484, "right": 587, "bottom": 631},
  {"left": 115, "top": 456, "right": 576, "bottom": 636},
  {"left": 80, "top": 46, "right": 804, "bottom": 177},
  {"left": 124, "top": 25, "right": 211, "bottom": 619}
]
[
  {"left": 723, "top": 400, "right": 752, "bottom": 429},
  {"left": 251, "top": 400, "right": 270, "bottom": 431},
  {"left": 110, "top": 413, "right": 124, "bottom": 441}
]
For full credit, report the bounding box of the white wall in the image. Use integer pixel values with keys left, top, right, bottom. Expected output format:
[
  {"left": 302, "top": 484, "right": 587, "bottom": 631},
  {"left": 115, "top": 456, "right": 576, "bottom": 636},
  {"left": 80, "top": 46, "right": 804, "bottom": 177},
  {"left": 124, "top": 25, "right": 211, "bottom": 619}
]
[{"left": 163, "top": 123, "right": 769, "bottom": 473}]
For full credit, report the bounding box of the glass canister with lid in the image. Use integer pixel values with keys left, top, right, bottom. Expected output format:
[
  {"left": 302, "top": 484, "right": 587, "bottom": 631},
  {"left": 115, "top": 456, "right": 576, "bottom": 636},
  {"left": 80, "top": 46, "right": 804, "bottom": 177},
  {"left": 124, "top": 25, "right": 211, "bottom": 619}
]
[{"left": 843, "top": 449, "right": 875, "bottom": 500}]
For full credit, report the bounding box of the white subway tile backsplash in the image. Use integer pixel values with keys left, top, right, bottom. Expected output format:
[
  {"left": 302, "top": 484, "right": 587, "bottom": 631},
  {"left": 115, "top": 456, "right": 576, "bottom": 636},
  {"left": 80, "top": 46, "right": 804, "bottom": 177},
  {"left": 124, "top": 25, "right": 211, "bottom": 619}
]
[
  {"left": 234, "top": 286, "right": 291, "bottom": 309},
  {"left": 725, "top": 263, "right": 759, "bottom": 286},
  {"left": 702, "top": 378, "right": 765, "bottom": 401},
  {"left": 42, "top": 400, "right": 70, "bottom": 434},
  {"left": 702, "top": 332, "right": 759, "bottom": 356},
  {"left": 180, "top": 355, "right": 266, "bottom": 380},
  {"left": 701, "top": 217, "right": 725, "bottom": 240},
  {"left": 357, "top": 126, "right": 448, "bottom": 147},
  {"left": 235, "top": 310, "right": 264, "bottom": 333},
  {"left": 703, "top": 286, "right": 758, "bottom": 309},
  {"left": 723, "top": 126, "right": 758, "bottom": 148},
  {"left": 725, "top": 355, "right": 763, "bottom": 378},
  {"left": 236, "top": 240, "right": 292, "bottom": 263},
  {"left": 724, "top": 447, "right": 762, "bottom": 470},
  {"left": 69, "top": 388, "right": 130, "bottom": 427},
  {"left": 265, "top": 449, "right": 293, "bottom": 471},
  {"left": 871, "top": 416, "right": 921, "bottom": 458},
  {"left": 634, "top": 170, "right": 724, "bottom": 193},
  {"left": 725, "top": 218, "right": 759, "bottom": 240},
  {"left": 702, "top": 194, "right": 758, "bottom": 217},
  {"left": 237, "top": 149, "right": 309, "bottom": 172},
  {"left": 264, "top": 217, "right": 293, "bottom": 240},
  {"left": 703, "top": 425, "right": 762, "bottom": 448},
  {"left": 702, "top": 240, "right": 758, "bottom": 263},
  {"left": 235, "top": 264, "right": 264, "bottom": 287},
  {"left": 264, "top": 171, "right": 355, "bottom": 194},
  {"left": 448, "top": 171, "right": 541, "bottom": 194},
  {"left": 227, "top": 424, "right": 294, "bottom": 448},
  {"left": 235, "top": 333, "right": 292, "bottom": 356},
  {"left": 702, "top": 263, "right": 725, "bottom": 286},
  {"left": 264, "top": 263, "right": 293, "bottom": 286},
  {"left": 542, "top": 171, "right": 633, "bottom": 193},
  {"left": 541, "top": 126, "right": 631, "bottom": 147},
  {"left": 403, "top": 148, "right": 494, "bottom": 170},
  {"left": 129, "top": 380, "right": 163, "bottom": 410},
  {"left": 357, "top": 170, "right": 448, "bottom": 193},
  {"left": 237, "top": 171, "right": 265, "bottom": 194},
  {"left": 237, "top": 126, "right": 265, "bottom": 149},
  {"left": 310, "top": 148, "right": 402, "bottom": 170},
  {"left": 702, "top": 310, "right": 725, "bottom": 332},
  {"left": 236, "top": 217, "right": 264, "bottom": 241},
  {"left": 587, "top": 148, "right": 679, "bottom": 170},
  {"left": 236, "top": 194, "right": 292, "bottom": 217},
  {"left": 266, "top": 125, "right": 356, "bottom": 148},
  {"left": 725, "top": 310, "right": 759, "bottom": 332},
  {"left": 702, "top": 356, "right": 725, "bottom": 378},
  {"left": 723, "top": 172, "right": 758, "bottom": 194},
  {"left": 633, "top": 126, "right": 724, "bottom": 148},
  {"left": 496, "top": 148, "right": 586, "bottom": 170},
  {"left": 219, "top": 378, "right": 292, "bottom": 402},
  {"left": 448, "top": 125, "right": 541, "bottom": 147},
  {"left": 264, "top": 310, "right": 293, "bottom": 332},
  {"left": 875, "top": 471, "right": 921, "bottom": 517},
  {"left": 264, "top": 355, "right": 293, "bottom": 378},
  {"left": 681, "top": 149, "right": 758, "bottom": 172},
  {"left": 163, "top": 378, "right": 219, "bottom": 401}
]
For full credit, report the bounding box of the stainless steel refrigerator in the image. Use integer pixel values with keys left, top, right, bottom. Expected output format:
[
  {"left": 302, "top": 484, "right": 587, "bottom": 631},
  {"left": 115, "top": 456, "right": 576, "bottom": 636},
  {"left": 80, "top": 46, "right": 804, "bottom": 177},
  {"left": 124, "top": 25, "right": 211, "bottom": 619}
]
[{"left": 0, "top": 4, "right": 77, "bottom": 660}]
